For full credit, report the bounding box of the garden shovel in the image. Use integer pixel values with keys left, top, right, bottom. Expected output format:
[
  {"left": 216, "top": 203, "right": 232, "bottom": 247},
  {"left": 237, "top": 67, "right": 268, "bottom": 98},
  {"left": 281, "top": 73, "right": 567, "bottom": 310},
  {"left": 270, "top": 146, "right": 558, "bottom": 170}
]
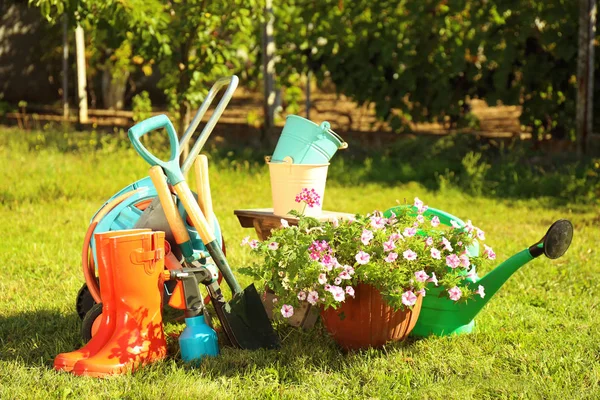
[{"left": 129, "top": 115, "right": 280, "bottom": 350}]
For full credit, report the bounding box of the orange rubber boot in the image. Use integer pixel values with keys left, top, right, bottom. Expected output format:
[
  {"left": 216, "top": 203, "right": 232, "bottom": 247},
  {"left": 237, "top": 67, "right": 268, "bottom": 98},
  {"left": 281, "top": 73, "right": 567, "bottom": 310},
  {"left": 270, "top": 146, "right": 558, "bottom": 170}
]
[
  {"left": 72, "top": 231, "right": 167, "bottom": 377},
  {"left": 54, "top": 229, "right": 151, "bottom": 372}
]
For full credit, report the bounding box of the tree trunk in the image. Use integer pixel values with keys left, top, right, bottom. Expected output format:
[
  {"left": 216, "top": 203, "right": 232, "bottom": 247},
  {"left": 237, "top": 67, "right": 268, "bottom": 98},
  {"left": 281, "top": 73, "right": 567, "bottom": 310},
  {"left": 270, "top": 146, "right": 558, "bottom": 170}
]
[
  {"left": 261, "top": 0, "right": 276, "bottom": 130},
  {"left": 576, "top": 0, "right": 597, "bottom": 155},
  {"left": 101, "top": 68, "right": 129, "bottom": 110},
  {"left": 62, "top": 16, "right": 69, "bottom": 120}
]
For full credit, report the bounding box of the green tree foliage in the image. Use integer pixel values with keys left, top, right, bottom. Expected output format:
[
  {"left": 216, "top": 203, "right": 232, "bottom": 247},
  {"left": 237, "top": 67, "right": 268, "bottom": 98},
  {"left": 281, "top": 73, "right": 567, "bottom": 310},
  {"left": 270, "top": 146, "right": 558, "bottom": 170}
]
[
  {"left": 275, "top": 0, "right": 582, "bottom": 139},
  {"left": 154, "top": 0, "right": 259, "bottom": 132},
  {"left": 30, "top": 0, "right": 259, "bottom": 127}
]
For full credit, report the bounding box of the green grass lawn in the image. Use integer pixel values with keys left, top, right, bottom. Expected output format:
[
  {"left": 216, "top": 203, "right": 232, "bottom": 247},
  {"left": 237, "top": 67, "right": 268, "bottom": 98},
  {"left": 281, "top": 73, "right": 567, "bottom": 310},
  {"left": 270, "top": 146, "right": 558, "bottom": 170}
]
[{"left": 0, "top": 128, "right": 599, "bottom": 399}]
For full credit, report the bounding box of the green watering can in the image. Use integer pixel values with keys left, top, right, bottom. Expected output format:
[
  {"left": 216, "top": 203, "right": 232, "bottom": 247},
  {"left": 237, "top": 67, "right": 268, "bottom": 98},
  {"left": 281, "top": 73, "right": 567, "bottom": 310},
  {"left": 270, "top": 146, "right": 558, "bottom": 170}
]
[{"left": 383, "top": 206, "right": 574, "bottom": 337}]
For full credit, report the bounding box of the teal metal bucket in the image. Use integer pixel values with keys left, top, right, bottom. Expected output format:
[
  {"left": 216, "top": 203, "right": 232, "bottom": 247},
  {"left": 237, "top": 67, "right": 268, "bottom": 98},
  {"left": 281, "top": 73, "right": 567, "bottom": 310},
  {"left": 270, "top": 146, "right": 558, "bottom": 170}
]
[{"left": 271, "top": 115, "right": 347, "bottom": 164}]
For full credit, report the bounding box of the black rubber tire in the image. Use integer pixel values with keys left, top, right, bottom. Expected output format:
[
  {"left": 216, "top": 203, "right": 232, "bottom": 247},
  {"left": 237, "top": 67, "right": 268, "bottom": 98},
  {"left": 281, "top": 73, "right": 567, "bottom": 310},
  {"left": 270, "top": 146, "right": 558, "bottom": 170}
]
[
  {"left": 76, "top": 282, "right": 98, "bottom": 320},
  {"left": 81, "top": 302, "right": 103, "bottom": 343}
]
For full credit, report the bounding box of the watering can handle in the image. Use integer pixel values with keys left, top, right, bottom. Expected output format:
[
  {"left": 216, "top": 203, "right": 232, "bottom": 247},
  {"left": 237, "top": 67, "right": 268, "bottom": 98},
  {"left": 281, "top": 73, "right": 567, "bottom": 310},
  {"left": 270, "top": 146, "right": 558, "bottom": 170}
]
[
  {"left": 180, "top": 75, "right": 239, "bottom": 174},
  {"left": 128, "top": 114, "right": 185, "bottom": 185}
]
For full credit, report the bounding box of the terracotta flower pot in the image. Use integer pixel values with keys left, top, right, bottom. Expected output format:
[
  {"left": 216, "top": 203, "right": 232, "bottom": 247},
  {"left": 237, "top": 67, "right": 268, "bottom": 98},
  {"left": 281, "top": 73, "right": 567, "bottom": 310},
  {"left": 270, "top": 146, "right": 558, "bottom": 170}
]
[{"left": 321, "top": 283, "right": 422, "bottom": 350}]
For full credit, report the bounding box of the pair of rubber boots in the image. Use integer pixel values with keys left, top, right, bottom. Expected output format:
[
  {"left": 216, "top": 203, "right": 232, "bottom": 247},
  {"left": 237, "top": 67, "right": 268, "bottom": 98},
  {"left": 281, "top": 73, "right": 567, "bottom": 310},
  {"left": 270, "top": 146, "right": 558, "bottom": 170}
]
[{"left": 54, "top": 229, "right": 167, "bottom": 377}]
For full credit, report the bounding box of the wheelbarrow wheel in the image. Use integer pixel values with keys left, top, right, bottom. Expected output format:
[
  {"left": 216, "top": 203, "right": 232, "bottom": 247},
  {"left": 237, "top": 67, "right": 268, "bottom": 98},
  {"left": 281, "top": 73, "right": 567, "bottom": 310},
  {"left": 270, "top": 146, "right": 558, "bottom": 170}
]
[
  {"left": 81, "top": 302, "right": 103, "bottom": 343},
  {"left": 76, "top": 282, "right": 98, "bottom": 320}
]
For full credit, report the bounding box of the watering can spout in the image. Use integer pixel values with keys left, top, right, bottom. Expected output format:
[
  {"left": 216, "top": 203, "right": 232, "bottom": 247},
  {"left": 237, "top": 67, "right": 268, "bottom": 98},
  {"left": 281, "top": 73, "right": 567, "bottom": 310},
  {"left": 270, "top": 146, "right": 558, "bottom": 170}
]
[{"left": 457, "top": 219, "right": 574, "bottom": 324}]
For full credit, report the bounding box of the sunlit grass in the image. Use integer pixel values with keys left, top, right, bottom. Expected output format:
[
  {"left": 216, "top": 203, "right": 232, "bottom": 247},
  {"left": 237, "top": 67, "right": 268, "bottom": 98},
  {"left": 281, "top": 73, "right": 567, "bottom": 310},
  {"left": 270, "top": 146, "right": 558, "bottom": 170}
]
[{"left": 0, "top": 128, "right": 598, "bottom": 399}]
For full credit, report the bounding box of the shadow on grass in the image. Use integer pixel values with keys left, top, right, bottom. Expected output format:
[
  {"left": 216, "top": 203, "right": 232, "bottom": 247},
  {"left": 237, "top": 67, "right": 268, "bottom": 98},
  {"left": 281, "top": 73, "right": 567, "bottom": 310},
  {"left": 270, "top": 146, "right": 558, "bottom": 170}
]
[
  {"left": 0, "top": 309, "right": 82, "bottom": 367},
  {"left": 183, "top": 322, "right": 422, "bottom": 384}
]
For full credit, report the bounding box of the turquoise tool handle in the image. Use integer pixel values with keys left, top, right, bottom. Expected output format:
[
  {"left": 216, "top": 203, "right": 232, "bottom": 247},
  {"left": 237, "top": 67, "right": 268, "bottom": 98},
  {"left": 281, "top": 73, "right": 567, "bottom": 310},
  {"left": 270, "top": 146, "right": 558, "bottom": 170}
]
[{"left": 128, "top": 114, "right": 185, "bottom": 184}]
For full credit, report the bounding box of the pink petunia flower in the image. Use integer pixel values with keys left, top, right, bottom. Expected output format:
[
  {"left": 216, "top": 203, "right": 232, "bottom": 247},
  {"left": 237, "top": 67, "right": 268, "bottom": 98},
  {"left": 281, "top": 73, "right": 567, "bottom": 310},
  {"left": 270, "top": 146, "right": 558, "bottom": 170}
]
[
  {"left": 415, "top": 270, "right": 429, "bottom": 282},
  {"left": 387, "top": 211, "right": 398, "bottom": 225},
  {"left": 417, "top": 214, "right": 425, "bottom": 224},
  {"left": 281, "top": 304, "right": 294, "bottom": 318},
  {"left": 339, "top": 270, "right": 351, "bottom": 280},
  {"left": 430, "top": 247, "right": 441, "bottom": 260},
  {"left": 425, "top": 237, "right": 434, "bottom": 247},
  {"left": 428, "top": 272, "right": 439, "bottom": 286},
  {"left": 403, "top": 227, "right": 417, "bottom": 237},
  {"left": 355, "top": 251, "right": 371, "bottom": 265},
  {"left": 417, "top": 288, "right": 426, "bottom": 297},
  {"left": 446, "top": 254, "right": 461, "bottom": 269},
  {"left": 475, "top": 285, "right": 485, "bottom": 298},
  {"left": 431, "top": 216, "right": 440, "bottom": 227},
  {"left": 361, "top": 229, "right": 374, "bottom": 245},
  {"left": 448, "top": 286, "right": 462, "bottom": 301},
  {"left": 345, "top": 265, "right": 355, "bottom": 275},
  {"left": 389, "top": 232, "right": 402, "bottom": 242},
  {"left": 459, "top": 253, "right": 470, "bottom": 268},
  {"left": 414, "top": 197, "right": 424, "bottom": 210},
  {"left": 385, "top": 252, "right": 398, "bottom": 263},
  {"left": 331, "top": 217, "right": 339, "bottom": 228},
  {"left": 402, "top": 290, "right": 418, "bottom": 306},
  {"left": 383, "top": 239, "right": 396, "bottom": 252},
  {"left": 280, "top": 219, "right": 289, "bottom": 228},
  {"left": 240, "top": 236, "right": 250, "bottom": 246},
  {"left": 466, "top": 268, "right": 478, "bottom": 281},
  {"left": 464, "top": 220, "right": 474, "bottom": 233},
  {"left": 307, "top": 291, "right": 319, "bottom": 305},
  {"left": 249, "top": 240, "right": 259, "bottom": 249},
  {"left": 345, "top": 286, "right": 355, "bottom": 297},
  {"left": 318, "top": 273, "right": 327, "bottom": 285},
  {"left": 442, "top": 237, "right": 454, "bottom": 252},
  {"left": 330, "top": 286, "right": 345, "bottom": 302},
  {"left": 297, "top": 291, "right": 307, "bottom": 301},
  {"left": 370, "top": 215, "right": 387, "bottom": 230},
  {"left": 334, "top": 277, "right": 342, "bottom": 285},
  {"left": 403, "top": 249, "right": 417, "bottom": 261},
  {"left": 483, "top": 244, "right": 496, "bottom": 260},
  {"left": 268, "top": 242, "right": 279, "bottom": 250},
  {"left": 450, "top": 220, "right": 461, "bottom": 229},
  {"left": 476, "top": 228, "right": 486, "bottom": 241}
]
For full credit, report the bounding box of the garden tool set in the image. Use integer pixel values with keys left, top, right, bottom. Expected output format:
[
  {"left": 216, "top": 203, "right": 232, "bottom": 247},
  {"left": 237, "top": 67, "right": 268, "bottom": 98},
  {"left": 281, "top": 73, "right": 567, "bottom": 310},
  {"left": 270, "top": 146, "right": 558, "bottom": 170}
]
[
  {"left": 56, "top": 75, "right": 278, "bottom": 378},
  {"left": 75, "top": 75, "right": 239, "bottom": 331}
]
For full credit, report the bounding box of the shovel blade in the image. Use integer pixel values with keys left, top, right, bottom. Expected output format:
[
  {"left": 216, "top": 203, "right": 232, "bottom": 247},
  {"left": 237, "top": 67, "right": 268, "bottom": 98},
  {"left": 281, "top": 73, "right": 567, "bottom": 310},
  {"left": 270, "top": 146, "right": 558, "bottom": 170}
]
[
  {"left": 223, "top": 284, "right": 280, "bottom": 350},
  {"left": 209, "top": 283, "right": 280, "bottom": 350}
]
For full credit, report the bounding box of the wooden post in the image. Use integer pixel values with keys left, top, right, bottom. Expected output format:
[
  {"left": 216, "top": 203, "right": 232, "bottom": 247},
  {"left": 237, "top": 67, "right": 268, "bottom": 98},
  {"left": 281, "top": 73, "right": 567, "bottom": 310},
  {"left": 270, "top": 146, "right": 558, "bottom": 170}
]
[
  {"left": 306, "top": 70, "right": 311, "bottom": 120},
  {"left": 576, "top": 0, "right": 596, "bottom": 155},
  {"left": 261, "top": 0, "right": 276, "bottom": 130},
  {"left": 75, "top": 24, "right": 88, "bottom": 124},
  {"left": 62, "top": 16, "right": 69, "bottom": 120}
]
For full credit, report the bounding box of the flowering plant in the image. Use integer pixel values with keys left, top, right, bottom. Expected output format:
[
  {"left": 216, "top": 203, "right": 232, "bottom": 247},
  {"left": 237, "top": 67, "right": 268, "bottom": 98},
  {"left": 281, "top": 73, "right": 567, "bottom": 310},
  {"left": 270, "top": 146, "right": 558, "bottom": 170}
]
[{"left": 240, "top": 194, "right": 496, "bottom": 320}]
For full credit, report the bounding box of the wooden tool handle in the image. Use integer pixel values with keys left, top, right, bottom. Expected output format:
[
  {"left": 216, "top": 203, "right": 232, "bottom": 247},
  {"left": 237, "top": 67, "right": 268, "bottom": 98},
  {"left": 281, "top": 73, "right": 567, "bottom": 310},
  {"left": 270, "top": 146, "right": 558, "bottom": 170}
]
[
  {"left": 173, "top": 180, "right": 216, "bottom": 244},
  {"left": 194, "top": 155, "right": 214, "bottom": 228},
  {"left": 148, "top": 166, "right": 192, "bottom": 245}
]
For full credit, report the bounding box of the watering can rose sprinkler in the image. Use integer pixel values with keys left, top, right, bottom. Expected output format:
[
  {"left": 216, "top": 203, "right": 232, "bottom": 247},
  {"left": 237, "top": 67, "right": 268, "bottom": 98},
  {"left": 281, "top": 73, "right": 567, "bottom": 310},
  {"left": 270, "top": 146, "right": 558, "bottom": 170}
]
[{"left": 383, "top": 206, "right": 574, "bottom": 337}]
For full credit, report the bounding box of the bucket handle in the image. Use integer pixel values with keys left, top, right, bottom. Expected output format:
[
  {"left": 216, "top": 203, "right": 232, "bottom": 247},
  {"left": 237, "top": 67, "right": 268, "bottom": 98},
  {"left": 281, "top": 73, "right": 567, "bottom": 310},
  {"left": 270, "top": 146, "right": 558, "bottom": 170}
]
[{"left": 319, "top": 121, "right": 348, "bottom": 150}]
